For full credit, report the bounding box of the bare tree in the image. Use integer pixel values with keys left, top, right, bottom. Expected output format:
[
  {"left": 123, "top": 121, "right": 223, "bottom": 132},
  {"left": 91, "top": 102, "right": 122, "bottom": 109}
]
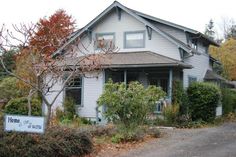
[
  {"left": 221, "top": 17, "right": 236, "bottom": 40},
  {"left": 0, "top": 23, "right": 117, "bottom": 127}
]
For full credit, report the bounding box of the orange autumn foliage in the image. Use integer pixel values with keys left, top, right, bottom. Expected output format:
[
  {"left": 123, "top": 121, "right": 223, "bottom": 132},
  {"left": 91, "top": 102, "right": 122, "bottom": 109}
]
[
  {"left": 30, "top": 9, "right": 75, "bottom": 57},
  {"left": 15, "top": 9, "right": 75, "bottom": 91}
]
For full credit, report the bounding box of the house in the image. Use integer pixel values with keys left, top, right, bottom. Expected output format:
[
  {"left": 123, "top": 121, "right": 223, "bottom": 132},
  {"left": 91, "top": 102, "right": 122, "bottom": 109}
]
[{"left": 46, "top": 1, "right": 221, "bottom": 122}]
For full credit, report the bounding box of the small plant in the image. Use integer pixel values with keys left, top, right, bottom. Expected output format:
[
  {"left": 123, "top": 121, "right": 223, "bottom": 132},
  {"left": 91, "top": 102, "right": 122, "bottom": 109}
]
[
  {"left": 147, "top": 127, "right": 161, "bottom": 138},
  {"left": 163, "top": 103, "right": 180, "bottom": 125},
  {"left": 176, "top": 119, "right": 207, "bottom": 128},
  {"left": 63, "top": 97, "right": 76, "bottom": 120},
  {"left": 111, "top": 126, "right": 145, "bottom": 143},
  {"left": 111, "top": 133, "right": 124, "bottom": 143}
]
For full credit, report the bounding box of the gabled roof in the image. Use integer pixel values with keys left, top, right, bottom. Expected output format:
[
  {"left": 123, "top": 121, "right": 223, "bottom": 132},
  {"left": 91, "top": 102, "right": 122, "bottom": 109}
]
[
  {"left": 53, "top": 1, "right": 218, "bottom": 57},
  {"left": 204, "top": 70, "right": 226, "bottom": 81},
  {"left": 53, "top": 1, "right": 195, "bottom": 57},
  {"left": 131, "top": 8, "right": 219, "bottom": 47},
  {"left": 209, "top": 55, "right": 221, "bottom": 65}
]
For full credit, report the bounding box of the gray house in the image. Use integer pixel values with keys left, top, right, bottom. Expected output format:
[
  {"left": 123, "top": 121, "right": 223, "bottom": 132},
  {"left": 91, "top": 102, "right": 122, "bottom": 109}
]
[{"left": 47, "top": 1, "right": 221, "bottom": 121}]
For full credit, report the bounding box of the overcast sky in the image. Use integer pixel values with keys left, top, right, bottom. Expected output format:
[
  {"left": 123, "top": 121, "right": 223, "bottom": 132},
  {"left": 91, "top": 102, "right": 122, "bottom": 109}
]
[{"left": 0, "top": 0, "right": 236, "bottom": 38}]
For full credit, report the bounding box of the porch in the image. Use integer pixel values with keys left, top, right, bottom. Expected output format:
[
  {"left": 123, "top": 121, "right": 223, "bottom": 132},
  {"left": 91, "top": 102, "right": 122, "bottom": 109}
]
[{"left": 104, "top": 67, "right": 183, "bottom": 112}]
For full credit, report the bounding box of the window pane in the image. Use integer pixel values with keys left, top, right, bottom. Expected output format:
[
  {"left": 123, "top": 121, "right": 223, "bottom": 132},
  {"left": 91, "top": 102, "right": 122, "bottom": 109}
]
[
  {"left": 66, "top": 77, "right": 81, "bottom": 87},
  {"left": 65, "top": 88, "right": 81, "bottom": 105},
  {"left": 127, "top": 72, "right": 139, "bottom": 83},
  {"left": 126, "top": 33, "right": 144, "bottom": 40},
  {"left": 98, "top": 34, "right": 114, "bottom": 40},
  {"left": 96, "top": 33, "right": 114, "bottom": 49},
  {"left": 106, "top": 71, "right": 124, "bottom": 83},
  {"left": 125, "top": 32, "right": 144, "bottom": 48},
  {"left": 188, "top": 76, "right": 197, "bottom": 85}
]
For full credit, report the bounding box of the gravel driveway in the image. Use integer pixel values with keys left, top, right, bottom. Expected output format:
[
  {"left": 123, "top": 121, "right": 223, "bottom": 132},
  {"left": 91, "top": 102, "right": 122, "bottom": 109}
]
[{"left": 118, "top": 122, "right": 236, "bottom": 157}]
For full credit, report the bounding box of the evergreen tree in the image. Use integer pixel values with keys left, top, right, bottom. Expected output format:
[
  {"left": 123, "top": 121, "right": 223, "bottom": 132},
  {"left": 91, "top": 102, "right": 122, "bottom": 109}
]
[{"left": 204, "top": 19, "right": 215, "bottom": 40}]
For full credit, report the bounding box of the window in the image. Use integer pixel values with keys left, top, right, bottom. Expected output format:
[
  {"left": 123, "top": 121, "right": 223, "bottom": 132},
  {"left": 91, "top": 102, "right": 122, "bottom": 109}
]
[
  {"left": 124, "top": 31, "right": 145, "bottom": 48},
  {"left": 188, "top": 76, "right": 197, "bottom": 85},
  {"left": 191, "top": 39, "right": 197, "bottom": 49},
  {"left": 105, "top": 70, "right": 124, "bottom": 83},
  {"left": 95, "top": 33, "right": 115, "bottom": 49},
  {"left": 65, "top": 77, "right": 82, "bottom": 106},
  {"left": 156, "top": 99, "right": 165, "bottom": 113}
]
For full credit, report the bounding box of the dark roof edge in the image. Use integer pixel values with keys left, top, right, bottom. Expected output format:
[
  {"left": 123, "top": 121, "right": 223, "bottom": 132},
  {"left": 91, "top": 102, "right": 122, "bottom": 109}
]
[
  {"left": 132, "top": 8, "right": 220, "bottom": 47},
  {"left": 102, "top": 63, "right": 193, "bottom": 69}
]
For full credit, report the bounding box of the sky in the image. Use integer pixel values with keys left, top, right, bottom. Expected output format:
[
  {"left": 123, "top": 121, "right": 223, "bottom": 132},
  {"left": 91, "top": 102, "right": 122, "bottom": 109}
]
[{"left": 0, "top": 0, "right": 236, "bottom": 38}]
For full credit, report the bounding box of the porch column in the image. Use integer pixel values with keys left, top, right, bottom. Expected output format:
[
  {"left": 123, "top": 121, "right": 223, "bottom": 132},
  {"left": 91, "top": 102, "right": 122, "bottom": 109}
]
[
  {"left": 168, "top": 69, "right": 173, "bottom": 103},
  {"left": 124, "top": 70, "right": 127, "bottom": 85}
]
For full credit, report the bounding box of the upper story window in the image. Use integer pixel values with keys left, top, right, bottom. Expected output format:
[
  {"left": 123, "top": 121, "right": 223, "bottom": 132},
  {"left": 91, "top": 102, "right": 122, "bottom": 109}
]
[
  {"left": 95, "top": 33, "right": 115, "bottom": 50},
  {"left": 191, "top": 39, "right": 197, "bottom": 50},
  {"left": 124, "top": 31, "right": 145, "bottom": 48}
]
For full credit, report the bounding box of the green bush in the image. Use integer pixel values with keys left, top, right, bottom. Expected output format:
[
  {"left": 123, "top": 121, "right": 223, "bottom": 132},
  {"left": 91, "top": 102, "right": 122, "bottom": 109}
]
[
  {"left": 0, "top": 77, "right": 22, "bottom": 102},
  {"left": 55, "top": 98, "right": 77, "bottom": 121},
  {"left": 98, "top": 80, "right": 165, "bottom": 129},
  {"left": 63, "top": 98, "right": 76, "bottom": 120},
  {"left": 221, "top": 88, "right": 236, "bottom": 115},
  {"left": 111, "top": 126, "right": 145, "bottom": 143},
  {"left": 0, "top": 127, "right": 93, "bottom": 157},
  {"left": 4, "top": 97, "right": 42, "bottom": 116},
  {"left": 172, "top": 80, "right": 188, "bottom": 115},
  {"left": 187, "top": 82, "right": 221, "bottom": 122}
]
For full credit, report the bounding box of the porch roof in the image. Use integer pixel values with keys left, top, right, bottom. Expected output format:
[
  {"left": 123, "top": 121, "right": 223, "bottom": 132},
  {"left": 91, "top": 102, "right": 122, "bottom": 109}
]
[
  {"left": 204, "top": 70, "right": 226, "bottom": 81},
  {"left": 204, "top": 70, "right": 235, "bottom": 87},
  {"left": 104, "top": 51, "right": 193, "bottom": 69}
]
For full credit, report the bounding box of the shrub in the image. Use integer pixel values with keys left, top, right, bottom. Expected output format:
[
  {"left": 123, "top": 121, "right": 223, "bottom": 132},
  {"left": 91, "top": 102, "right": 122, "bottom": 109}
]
[
  {"left": 55, "top": 98, "right": 78, "bottom": 122},
  {"left": 187, "top": 82, "right": 221, "bottom": 122},
  {"left": 172, "top": 80, "right": 188, "bottom": 115},
  {"left": 147, "top": 127, "right": 161, "bottom": 138},
  {"left": 97, "top": 80, "right": 165, "bottom": 129},
  {"left": 0, "top": 77, "right": 22, "bottom": 102},
  {"left": 221, "top": 88, "right": 236, "bottom": 115},
  {"left": 176, "top": 119, "right": 207, "bottom": 128},
  {"left": 111, "top": 126, "right": 145, "bottom": 143},
  {"left": 63, "top": 98, "right": 76, "bottom": 120},
  {"left": 0, "top": 127, "right": 93, "bottom": 157},
  {"left": 4, "top": 97, "right": 41, "bottom": 116},
  {"left": 163, "top": 103, "right": 180, "bottom": 125}
]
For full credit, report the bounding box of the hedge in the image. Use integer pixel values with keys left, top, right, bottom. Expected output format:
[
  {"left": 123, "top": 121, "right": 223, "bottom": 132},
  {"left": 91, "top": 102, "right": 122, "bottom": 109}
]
[
  {"left": 221, "top": 88, "right": 236, "bottom": 115},
  {"left": 0, "top": 127, "right": 93, "bottom": 157},
  {"left": 187, "top": 82, "right": 221, "bottom": 122}
]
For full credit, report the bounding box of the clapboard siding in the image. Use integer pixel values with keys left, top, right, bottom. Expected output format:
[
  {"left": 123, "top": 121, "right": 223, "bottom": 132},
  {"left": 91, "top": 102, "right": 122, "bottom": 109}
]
[
  {"left": 151, "top": 22, "right": 187, "bottom": 44},
  {"left": 78, "top": 10, "right": 181, "bottom": 60},
  {"left": 78, "top": 72, "right": 104, "bottom": 120},
  {"left": 43, "top": 76, "right": 64, "bottom": 113},
  {"left": 183, "top": 53, "right": 210, "bottom": 88}
]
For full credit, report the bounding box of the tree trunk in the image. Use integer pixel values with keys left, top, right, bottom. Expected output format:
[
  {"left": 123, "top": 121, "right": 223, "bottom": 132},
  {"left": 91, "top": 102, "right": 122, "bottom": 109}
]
[
  {"left": 27, "top": 89, "right": 34, "bottom": 116},
  {"left": 46, "top": 105, "right": 52, "bottom": 127},
  {"left": 27, "top": 95, "right": 32, "bottom": 116}
]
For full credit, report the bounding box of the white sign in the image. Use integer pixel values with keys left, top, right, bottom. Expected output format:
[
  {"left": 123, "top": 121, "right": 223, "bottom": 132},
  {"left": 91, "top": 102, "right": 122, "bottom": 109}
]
[{"left": 4, "top": 115, "right": 45, "bottom": 134}]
